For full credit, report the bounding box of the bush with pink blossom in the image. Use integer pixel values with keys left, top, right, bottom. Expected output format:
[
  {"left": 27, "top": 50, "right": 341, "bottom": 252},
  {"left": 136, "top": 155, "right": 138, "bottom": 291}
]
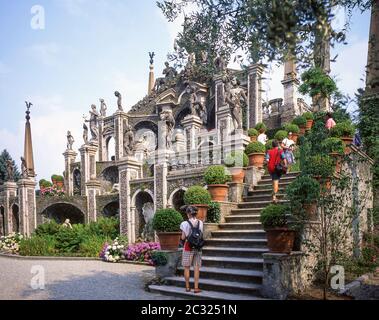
[{"left": 124, "top": 242, "right": 160, "bottom": 265}]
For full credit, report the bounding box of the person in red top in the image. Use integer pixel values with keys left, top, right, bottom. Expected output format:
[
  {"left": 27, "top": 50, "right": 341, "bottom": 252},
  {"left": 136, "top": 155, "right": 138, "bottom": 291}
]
[{"left": 265, "top": 140, "right": 287, "bottom": 203}]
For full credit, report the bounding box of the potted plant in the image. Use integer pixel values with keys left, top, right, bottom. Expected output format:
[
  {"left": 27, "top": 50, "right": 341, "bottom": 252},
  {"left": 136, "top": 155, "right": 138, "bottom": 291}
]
[
  {"left": 284, "top": 124, "right": 300, "bottom": 143},
  {"left": 292, "top": 116, "right": 307, "bottom": 135},
  {"left": 152, "top": 209, "right": 183, "bottom": 251},
  {"left": 183, "top": 186, "right": 212, "bottom": 221},
  {"left": 245, "top": 141, "right": 266, "bottom": 168},
  {"left": 303, "top": 155, "right": 335, "bottom": 191},
  {"left": 321, "top": 137, "right": 344, "bottom": 173},
  {"left": 265, "top": 139, "right": 274, "bottom": 152},
  {"left": 274, "top": 130, "right": 288, "bottom": 143},
  {"left": 286, "top": 176, "right": 320, "bottom": 220},
  {"left": 303, "top": 112, "right": 314, "bottom": 130},
  {"left": 255, "top": 122, "right": 267, "bottom": 134},
  {"left": 247, "top": 128, "right": 259, "bottom": 142},
  {"left": 224, "top": 151, "right": 249, "bottom": 183},
  {"left": 330, "top": 120, "right": 355, "bottom": 154},
  {"left": 51, "top": 174, "right": 64, "bottom": 189},
  {"left": 204, "top": 165, "right": 230, "bottom": 201},
  {"left": 260, "top": 204, "right": 295, "bottom": 253},
  {"left": 39, "top": 179, "right": 53, "bottom": 190}
]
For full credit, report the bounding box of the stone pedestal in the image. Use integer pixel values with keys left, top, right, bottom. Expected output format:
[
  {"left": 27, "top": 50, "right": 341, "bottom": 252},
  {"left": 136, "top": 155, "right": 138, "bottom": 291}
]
[
  {"left": 228, "top": 182, "right": 248, "bottom": 203},
  {"left": 281, "top": 59, "right": 300, "bottom": 124},
  {"left": 114, "top": 110, "right": 128, "bottom": 161},
  {"left": 245, "top": 166, "right": 265, "bottom": 191},
  {"left": 79, "top": 143, "right": 98, "bottom": 195},
  {"left": 63, "top": 149, "right": 77, "bottom": 196},
  {"left": 2, "top": 182, "right": 17, "bottom": 235},
  {"left": 261, "top": 252, "right": 305, "bottom": 300},
  {"left": 17, "top": 178, "right": 37, "bottom": 236},
  {"left": 203, "top": 223, "right": 219, "bottom": 240},
  {"left": 155, "top": 250, "right": 181, "bottom": 279},
  {"left": 119, "top": 157, "right": 142, "bottom": 243},
  {"left": 247, "top": 64, "right": 264, "bottom": 128},
  {"left": 218, "top": 201, "right": 238, "bottom": 223},
  {"left": 86, "top": 180, "right": 101, "bottom": 223}
]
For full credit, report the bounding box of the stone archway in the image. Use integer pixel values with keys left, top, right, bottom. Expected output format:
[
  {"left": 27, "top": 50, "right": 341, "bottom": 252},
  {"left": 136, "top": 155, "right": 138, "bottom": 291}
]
[
  {"left": 102, "top": 200, "right": 119, "bottom": 218},
  {"left": 73, "top": 168, "right": 81, "bottom": 195},
  {"left": 106, "top": 136, "right": 116, "bottom": 161},
  {"left": 131, "top": 190, "right": 154, "bottom": 241},
  {"left": 0, "top": 206, "right": 5, "bottom": 236},
  {"left": 41, "top": 203, "right": 85, "bottom": 224},
  {"left": 168, "top": 187, "right": 187, "bottom": 214},
  {"left": 12, "top": 204, "right": 19, "bottom": 233}
]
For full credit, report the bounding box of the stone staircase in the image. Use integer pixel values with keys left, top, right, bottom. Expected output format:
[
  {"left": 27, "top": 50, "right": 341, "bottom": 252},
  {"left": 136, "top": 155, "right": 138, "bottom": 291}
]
[{"left": 149, "top": 171, "right": 299, "bottom": 300}]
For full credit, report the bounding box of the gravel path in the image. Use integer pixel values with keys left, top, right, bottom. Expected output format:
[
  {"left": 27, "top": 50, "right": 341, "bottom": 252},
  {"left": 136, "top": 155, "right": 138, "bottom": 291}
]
[{"left": 0, "top": 256, "right": 179, "bottom": 300}]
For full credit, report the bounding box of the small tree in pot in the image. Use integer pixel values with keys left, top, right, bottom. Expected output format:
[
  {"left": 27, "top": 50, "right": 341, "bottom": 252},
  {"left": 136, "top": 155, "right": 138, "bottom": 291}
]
[
  {"left": 204, "top": 165, "right": 231, "bottom": 202},
  {"left": 284, "top": 124, "right": 300, "bottom": 143},
  {"left": 274, "top": 130, "right": 288, "bottom": 142},
  {"left": 224, "top": 151, "right": 248, "bottom": 183},
  {"left": 245, "top": 141, "right": 266, "bottom": 168},
  {"left": 255, "top": 122, "right": 267, "bottom": 134},
  {"left": 303, "top": 155, "right": 335, "bottom": 192},
  {"left": 330, "top": 120, "right": 355, "bottom": 154},
  {"left": 152, "top": 209, "right": 183, "bottom": 251},
  {"left": 247, "top": 128, "right": 259, "bottom": 142},
  {"left": 303, "top": 112, "right": 315, "bottom": 130},
  {"left": 260, "top": 204, "right": 295, "bottom": 254},
  {"left": 183, "top": 186, "right": 212, "bottom": 221},
  {"left": 292, "top": 115, "right": 307, "bottom": 135},
  {"left": 321, "top": 137, "right": 345, "bottom": 173}
]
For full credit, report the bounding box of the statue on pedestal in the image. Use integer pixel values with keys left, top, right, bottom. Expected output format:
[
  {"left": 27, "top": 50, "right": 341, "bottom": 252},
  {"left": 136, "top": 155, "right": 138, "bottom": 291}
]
[
  {"left": 160, "top": 110, "right": 175, "bottom": 150},
  {"left": 123, "top": 124, "right": 135, "bottom": 156},
  {"left": 186, "top": 84, "right": 207, "bottom": 124},
  {"left": 154, "top": 62, "right": 178, "bottom": 92},
  {"left": 99, "top": 98, "right": 107, "bottom": 117},
  {"left": 225, "top": 76, "right": 247, "bottom": 130},
  {"left": 114, "top": 91, "right": 123, "bottom": 111},
  {"left": 6, "top": 159, "right": 14, "bottom": 182},
  {"left": 67, "top": 131, "right": 74, "bottom": 150},
  {"left": 20, "top": 157, "right": 28, "bottom": 178},
  {"left": 85, "top": 104, "right": 99, "bottom": 141},
  {"left": 83, "top": 123, "right": 89, "bottom": 144}
]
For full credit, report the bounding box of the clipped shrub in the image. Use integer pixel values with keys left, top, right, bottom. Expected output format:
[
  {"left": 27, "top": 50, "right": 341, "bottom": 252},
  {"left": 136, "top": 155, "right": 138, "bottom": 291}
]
[
  {"left": 224, "top": 150, "right": 249, "bottom": 168},
  {"left": 292, "top": 115, "right": 307, "bottom": 127},
  {"left": 34, "top": 220, "right": 60, "bottom": 237},
  {"left": 265, "top": 139, "right": 274, "bottom": 151},
  {"left": 39, "top": 179, "right": 53, "bottom": 189},
  {"left": 286, "top": 176, "right": 320, "bottom": 206},
  {"left": 55, "top": 226, "right": 83, "bottom": 253},
  {"left": 321, "top": 137, "right": 344, "bottom": 155},
  {"left": 247, "top": 128, "right": 259, "bottom": 137},
  {"left": 274, "top": 130, "right": 288, "bottom": 141},
  {"left": 204, "top": 165, "right": 231, "bottom": 185},
  {"left": 19, "top": 236, "right": 57, "bottom": 256},
  {"left": 152, "top": 209, "right": 183, "bottom": 232},
  {"left": 207, "top": 202, "right": 221, "bottom": 223},
  {"left": 303, "top": 112, "right": 314, "bottom": 120},
  {"left": 330, "top": 120, "right": 355, "bottom": 138},
  {"left": 260, "top": 204, "right": 290, "bottom": 229},
  {"left": 303, "top": 155, "right": 335, "bottom": 178},
  {"left": 88, "top": 217, "right": 119, "bottom": 239},
  {"left": 284, "top": 123, "right": 300, "bottom": 134},
  {"left": 245, "top": 141, "right": 266, "bottom": 155},
  {"left": 255, "top": 122, "right": 267, "bottom": 133},
  {"left": 51, "top": 174, "right": 64, "bottom": 182},
  {"left": 184, "top": 186, "right": 212, "bottom": 205},
  {"left": 151, "top": 251, "right": 168, "bottom": 266}
]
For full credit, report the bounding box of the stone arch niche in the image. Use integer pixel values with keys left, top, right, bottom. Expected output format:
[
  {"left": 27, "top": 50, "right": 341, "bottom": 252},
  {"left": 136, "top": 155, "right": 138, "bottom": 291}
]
[
  {"left": 41, "top": 203, "right": 85, "bottom": 224},
  {"left": 198, "top": 141, "right": 215, "bottom": 165},
  {"left": 132, "top": 190, "right": 154, "bottom": 241},
  {"left": 106, "top": 136, "right": 116, "bottom": 161},
  {"left": 73, "top": 168, "right": 81, "bottom": 195},
  {"left": 0, "top": 206, "right": 5, "bottom": 236},
  {"left": 168, "top": 187, "right": 187, "bottom": 215},
  {"left": 12, "top": 204, "right": 19, "bottom": 233},
  {"left": 100, "top": 165, "right": 119, "bottom": 194},
  {"left": 102, "top": 200, "right": 120, "bottom": 218}
]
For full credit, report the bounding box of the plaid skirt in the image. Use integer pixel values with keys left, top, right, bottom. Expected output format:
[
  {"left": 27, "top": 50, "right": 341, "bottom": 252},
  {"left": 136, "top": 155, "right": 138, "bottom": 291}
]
[{"left": 182, "top": 249, "right": 202, "bottom": 267}]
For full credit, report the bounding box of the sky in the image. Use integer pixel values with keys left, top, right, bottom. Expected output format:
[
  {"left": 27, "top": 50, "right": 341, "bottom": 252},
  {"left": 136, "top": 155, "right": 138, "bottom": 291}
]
[{"left": 0, "top": 0, "right": 372, "bottom": 181}]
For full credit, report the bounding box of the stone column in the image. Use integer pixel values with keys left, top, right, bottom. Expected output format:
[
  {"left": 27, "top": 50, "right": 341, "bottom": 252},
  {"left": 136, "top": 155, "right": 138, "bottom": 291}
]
[
  {"left": 79, "top": 143, "right": 98, "bottom": 195},
  {"left": 98, "top": 116, "right": 107, "bottom": 162},
  {"left": 281, "top": 59, "right": 300, "bottom": 124},
  {"left": 247, "top": 64, "right": 264, "bottom": 128},
  {"left": 154, "top": 157, "right": 169, "bottom": 211},
  {"left": 114, "top": 110, "right": 127, "bottom": 161},
  {"left": 214, "top": 74, "right": 225, "bottom": 128},
  {"left": 2, "top": 182, "right": 17, "bottom": 234},
  {"left": 86, "top": 180, "right": 101, "bottom": 223},
  {"left": 63, "top": 149, "right": 77, "bottom": 196},
  {"left": 181, "top": 115, "right": 202, "bottom": 165},
  {"left": 119, "top": 157, "right": 141, "bottom": 243},
  {"left": 17, "top": 178, "right": 37, "bottom": 236}
]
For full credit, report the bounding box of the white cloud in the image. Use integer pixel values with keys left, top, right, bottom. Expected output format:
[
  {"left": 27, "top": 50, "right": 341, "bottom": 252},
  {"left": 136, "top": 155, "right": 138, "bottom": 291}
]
[
  {"left": 0, "top": 61, "right": 11, "bottom": 76},
  {"left": 26, "top": 43, "right": 61, "bottom": 66},
  {"left": 56, "top": 0, "right": 89, "bottom": 17}
]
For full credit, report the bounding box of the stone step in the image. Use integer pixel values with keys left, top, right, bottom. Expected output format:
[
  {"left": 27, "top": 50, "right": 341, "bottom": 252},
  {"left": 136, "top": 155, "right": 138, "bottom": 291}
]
[
  {"left": 201, "top": 256, "right": 263, "bottom": 270},
  {"left": 149, "top": 285, "right": 265, "bottom": 300},
  {"left": 205, "top": 238, "right": 267, "bottom": 248},
  {"left": 254, "top": 181, "right": 293, "bottom": 190},
  {"left": 225, "top": 214, "right": 261, "bottom": 223},
  {"left": 211, "top": 230, "right": 266, "bottom": 239},
  {"left": 260, "top": 175, "right": 298, "bottom": 183},
  {"left": 238, "top": 200, "right": 288, "bottom": 209},
  {"left": 247, "top": 188, "right": 285, "bottom": 196},
  {"left": 230, "top": 207, "right": 264, "bottom": 215},
  {"left": 163, "top": 276, "right": 262, "bottom": 296},
  {"left": 177, "top": 266, "right": 263, "bottom": 283},
  {"left": 202, "top": 246, "right": 268, "bottom": 258},
  {"left": 244, "top": 194, "right": 286, "bottom": 202},
  {"left": 219, "top": 222, "right": 262, "bottom": 230}
]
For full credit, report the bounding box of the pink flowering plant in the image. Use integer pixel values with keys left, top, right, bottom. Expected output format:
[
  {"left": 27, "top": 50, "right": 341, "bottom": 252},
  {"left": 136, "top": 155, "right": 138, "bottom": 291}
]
[
  {"left": 40, "top": 186, "right": 65, "bottom": 197},
  {"left": 124, "top": 242, "right": 160, "bottom": 265}
]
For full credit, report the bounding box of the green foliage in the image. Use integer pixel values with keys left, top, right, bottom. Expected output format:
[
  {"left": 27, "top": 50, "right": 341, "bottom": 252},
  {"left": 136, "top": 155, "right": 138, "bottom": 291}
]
[
  {"left": 207, "top": 201, "right": 221, "bottom": 223},
  {"left": 34, "top": 220, "right": 60, "bottom": 237},
  {"left": 79, "top": 235, "right": 110, "bottom": 257},
  {"left": 330, "top": 120, "right": 355, "bottom": 138},
  {"left": 88, "top": 217, "right": 119, "bottom": 239},
  {"left": 152, "top": 209, "right": 183, "bottom": 232},
  {"left": 284, "top": 123, "right": 300, "bottom": 134},
  {"left": 51, "top": 174, "right": 64, "bottom": 182},
  {"left": 55, "top": 226, "right": 83, "bottom": 253},
  {"left": 265, "top": 139, "right": 274, "bottom": 151},
  {"left": 245, "top": 141, "right": 266, "bottom": 155},
  {"left": 292, "top": 115, "right": 307, "bottom": 127},
  {"left": 286, "top": 175, "right": 320, "bottom": 206},
  {"left": 302, "top": 112, "right": 314, "bottom": 120},
  {"left": 247, "top": 128, "right": 259, "bottom": 137},
  {"left": 39, "top": 179, "right": 53, "bottom": 189},
  {"left": 260, "top": 204, "right": 289, "bottom": 229},
  {"left": 0, "top": 149, "right": 21, "bottom": 183},
  {"left": 184, "top": 186, "right": 212, "bottom": 205},
  {"left": 274, "top": 130, "right": 288, "bottom": 141},
  {"left": 204, "top": 165, "right": 231, "bottom": 184},
  {"left": 299, "top": 67, "right": 338, "bottom": 98},
  {"left": 224, "top": 150, "right": 249, "bottom": 168},
  {"left": 303, "top": 155, "right": 335, "bottom": 178},
  {"left": 151, "top": 251, "right": 168, "bottom": 266},
  {"left": 255, "top": 122, "right": 267, "bottom": 133},
  {"left": 321, "top": 137, "right": 344, "bottom": 155},
  {"left": 19, "top": 236, "right": 57, "bottom": 256}
]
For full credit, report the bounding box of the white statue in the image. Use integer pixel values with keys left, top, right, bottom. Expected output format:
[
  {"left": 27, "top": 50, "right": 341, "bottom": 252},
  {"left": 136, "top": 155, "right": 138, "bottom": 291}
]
[
  {"left": 99, "top": 98, "right": 107, "bottom": 117},
  {"left": 225, "top": 76, "right": 247, "bottom": 130},
  {"left": 67, "top": 131, "right": 74, "bottom": 150}
]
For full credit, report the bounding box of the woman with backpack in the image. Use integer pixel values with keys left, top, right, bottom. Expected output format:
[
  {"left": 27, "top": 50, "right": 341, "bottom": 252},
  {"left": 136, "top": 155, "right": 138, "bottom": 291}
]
[
  {"left": 265, "top": 140, "right": 288, "bottom": 203},
  {"left": 179, "top": 205, "right": 204, "bottom": 293}
]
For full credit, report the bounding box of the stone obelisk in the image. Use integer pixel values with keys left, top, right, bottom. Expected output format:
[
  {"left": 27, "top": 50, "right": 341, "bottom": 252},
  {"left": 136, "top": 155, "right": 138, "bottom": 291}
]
[
  {"left": 23, "top": 102, "right": 35, "bottom": 177},
  {"left": 148, "top": 52, "right": 155, "bottom": 95}
]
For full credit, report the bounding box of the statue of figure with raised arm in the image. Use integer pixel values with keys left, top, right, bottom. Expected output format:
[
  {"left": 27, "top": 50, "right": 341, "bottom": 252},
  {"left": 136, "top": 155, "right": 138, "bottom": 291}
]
[
  {"left": 123, "top": 124, "right": 135, "bottom": 156},
  {"left": 160, "top": 110, "right": 175, "bottom": 150},
  {"left": 114, "top": 91, "right": 123, "bottom": 111},
  {"left": 225, "top": 76, "right": 247, "bottom": 131},
  {"left": 67, "top": 131, "right": 74, "bottom": 150},
  {"left": 99, "top": 98, "right": 107, "bottom": 117},
  {"left": 6, "top": 159, "right": 14, "bottom": 182},
  {"left": 85, "top": 104, "right": 100, "bottom": 141},
  {"left": 20, "top": 156, "right": 28, "bottom": 178}
]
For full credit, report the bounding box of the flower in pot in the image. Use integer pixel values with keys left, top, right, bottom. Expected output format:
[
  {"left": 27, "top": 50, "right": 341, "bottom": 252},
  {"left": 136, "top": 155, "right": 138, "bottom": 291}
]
[
  {"left": 284, "top": 124, "right": 300, "bottom": 143},
  {"left": 303, "top": 155, "right": 335, "bottom": 191},
  {"left": 183, "top": 186, "right": 212, "bottom": 221},
  {"left": 321, "top": 137, "right": 344, "bottom": 173},
  {"left": 224, "top": 151, "right": 248, "bottom": 183},
  {"left": 303, "top": 112, "right": 314, "bottom": 130},
  {"left": 286, "top": 175, "right": 320, "bottom": 220},
  {"left": 292, "top": 116, "right": 307, "bottom": 135},
  {"left": 260, "top": 204, "right": 295, "bottom": 253},
  {"left": 330, "top": 120, "right": 355, "bottom": 154},
  {"left": 247, "top": 128, "right": 259, "bottom": 142},
  {"left": 204, "top": 165, "right": 231, "bottom": 202},
  {"left": 245, "top": 141, "right": 266, "bottom": 168},
  {"left": 274, "top": 129, "right": 288, "bottom": 143},
  {"left": 152, "top": 208, "right": 183, "bottom": 251},
  {"left": 255, "top": 122, "right": 267, "bottom": 134}
]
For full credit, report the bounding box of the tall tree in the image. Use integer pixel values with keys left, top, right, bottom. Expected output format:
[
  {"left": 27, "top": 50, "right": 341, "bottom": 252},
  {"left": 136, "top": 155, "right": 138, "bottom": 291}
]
[{"left": 0, "top": 149, "right": 21, "bottom": 183}]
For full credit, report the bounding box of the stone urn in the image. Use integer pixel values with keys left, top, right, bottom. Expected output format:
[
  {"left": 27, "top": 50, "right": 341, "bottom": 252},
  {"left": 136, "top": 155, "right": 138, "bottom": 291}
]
[
  {"left": 157, "top": 232, "right": 182, "bottom": 251},
  {"left": 229, "top": 167, "right": 246, "bottom": 183},
  {"left": 192, "top": 204, "right": 209, "bottom": 222},
  {"left": 207, "top": 184, "right": 229, "bottom": 202},
  {"left": 266, "top": 228, "right": 295, "bottom": 254},
  {"left": 248, "top": 153, "right": 265, "bottom": 168}
]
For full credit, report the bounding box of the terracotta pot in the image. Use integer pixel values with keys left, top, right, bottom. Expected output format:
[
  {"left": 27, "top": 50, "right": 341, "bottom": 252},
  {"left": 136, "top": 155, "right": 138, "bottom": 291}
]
[
  {"left": 329, "top": 152, "right": 342, "bottom": 174},
  {"left": 248, "top": 153, "right": 265, "bottom": 168},
  {"left": 228, "top": 167, "right": 246, "bottom": 183},
  {"left": 313, "top": 175, "right": 332, "bottom": 193},
  {"left": 56, "top": 181, "right": 64, "bottom": 189},
  {"left": 157, "top": 232, "right": 182, "bottom": 251},
  {"left": 341, "top": 136, "right": 354, "bottom": 155},
  {"left": 299, "top": 125, "right": 306, "bottom": 135},
  {"left": 208, "top": 184, "right": 229, "bottom": 202},
  {"left": 192, "top": 204, "right": 209, "bottom": 222},
  {"left": 305, "top": 119, "right": 314, "bottom": 131},
  {"left": 303, "top": 202, "right": 318, "bottom": 220},
  {"left": 291, "top": 133, "right": 299, "bottom": 144},
  {"left": 266, "top": 228, "right": 295, "bottom": 253},
  {"left": 250, "top": 136, "right": 257, "bottom": 142}
]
